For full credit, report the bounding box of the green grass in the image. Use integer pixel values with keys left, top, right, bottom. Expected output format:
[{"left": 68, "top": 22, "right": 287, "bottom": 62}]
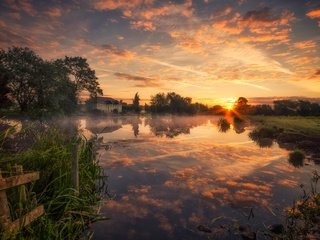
[
  {"left": 249, "top": 116, "right": 320, "bottom": 135},
  {"left": 0, "top": 123, "right": 107, "bottom": 239}
]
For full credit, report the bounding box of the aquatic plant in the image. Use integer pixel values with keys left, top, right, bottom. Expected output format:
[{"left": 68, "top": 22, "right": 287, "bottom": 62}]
[
  {"left": 288, "top": 150, "right": 305, "bottom": 168},
  {"left": 282, "top": 171, "right": 320, "bottom": 239},
  {"left": 217, "top": 118, "right": 230, "bottom": 133}
]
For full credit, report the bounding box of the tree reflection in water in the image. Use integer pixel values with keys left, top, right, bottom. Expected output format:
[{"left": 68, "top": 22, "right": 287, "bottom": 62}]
[{"left": 145, "top": 116, "right": 208, "bottom": 138}]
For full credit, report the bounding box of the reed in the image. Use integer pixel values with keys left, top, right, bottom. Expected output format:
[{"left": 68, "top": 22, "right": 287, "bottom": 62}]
[{"left": 0, "top": 123, "right": 107, "bottom": 239}]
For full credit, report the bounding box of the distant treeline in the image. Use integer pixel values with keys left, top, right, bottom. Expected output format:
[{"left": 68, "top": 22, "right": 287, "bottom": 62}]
[
  {"left": 125, "top": 92, "right": 320, "bottom": 116},
  {"left": 237, "top": 99, "right": 320, "bottom": 116},
  {"left": 0, "top": 47, "right": 102, "bottom": 117}
]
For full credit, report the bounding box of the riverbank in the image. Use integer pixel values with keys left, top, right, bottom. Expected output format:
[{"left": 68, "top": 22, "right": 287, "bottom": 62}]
[
  {"left": 249, "top": 116, "right": 320, "bottom": 135},
  {"left": 249, "top": 116, "right": 320, "bottom": 160},
  {"left": 0, "top": 122, "right": 107, "bottom": 239}
]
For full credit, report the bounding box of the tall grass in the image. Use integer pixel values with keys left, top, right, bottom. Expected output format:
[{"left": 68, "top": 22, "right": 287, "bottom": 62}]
[{"left": 0, "top": 122, "right": 107, "bottom": 239}]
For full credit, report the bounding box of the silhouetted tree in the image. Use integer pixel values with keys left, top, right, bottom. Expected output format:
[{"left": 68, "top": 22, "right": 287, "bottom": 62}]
[
  {"left": 0, "top": 66, "right": 12, "bottom": 108},
  {"left": 0, "top": 47, "right": 42, "bottom": 112},
  {"left": 234, "top": 97, "right": 250, "bottom": 115},
  {"left": 0, "top": 47, "right": 98, "bottom": 116},
  {"left": 273, "top": 100, "right": 298, "bottom": 115},
  {"left": 253, "top": 104, "right": 273, "bottom": 115},
  {"left": 62, "top": 56, "right": 102, "bottom": 98},
  {"left": 133, "top": 92, "right": 140, "bottom": 113},
  {"left": 150, "top": 93, "right": 168, "bottom": 113}
]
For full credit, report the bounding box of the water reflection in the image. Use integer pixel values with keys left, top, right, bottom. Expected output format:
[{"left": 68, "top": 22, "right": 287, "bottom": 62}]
[
  {"left": 87, "top": 115, "right": 319, "bottom": 240},
  {"left": 217, "top": 118, "right": 230, "bottom": 133}
]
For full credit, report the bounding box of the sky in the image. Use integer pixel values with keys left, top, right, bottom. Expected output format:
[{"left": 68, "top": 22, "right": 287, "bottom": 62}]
[{"left": 0, "top": 0, "right": 320, "bottom": 106}]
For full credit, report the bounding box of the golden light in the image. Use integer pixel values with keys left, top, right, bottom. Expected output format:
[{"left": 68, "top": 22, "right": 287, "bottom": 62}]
[{"left": 217, "top": 97, "right": 237, "bottom": 111}]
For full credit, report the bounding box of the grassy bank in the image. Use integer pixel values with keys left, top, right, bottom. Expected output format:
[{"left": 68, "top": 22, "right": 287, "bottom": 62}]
[
  {"left": 0, "top": 123, "right": 107, "bottom": 239},
  {"left": 249, "top": 116, "right": 320, "bottom": 135}
]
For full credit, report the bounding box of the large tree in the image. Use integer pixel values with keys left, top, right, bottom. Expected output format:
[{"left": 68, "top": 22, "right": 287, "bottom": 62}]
[
  {"left": 0, "top": 47, "right": 95, "bottom": 115},
  {"left": 0, "top": 47, "right": 42, "bottom": 112},
  {"left": 62, "top": 56, "right": 103, "bottom": 98},
  {"left": 0, "top": 65, "right": 12, "bottom": 108}
]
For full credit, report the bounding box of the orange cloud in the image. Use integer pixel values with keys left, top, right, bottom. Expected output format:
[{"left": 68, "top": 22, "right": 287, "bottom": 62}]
[
  {"left": 130, "top": 20, "right": 156, "bottom": 31},
  {"left": 306, "top": 9, "right": 320, "bottom": 19},
  {"left": 93, "top": 0, "right": 153, "bottom": 11},
  {"left": 45, "top": 8, "right": 62, "bottom": 17},
  {"left": 294, "top": 40, "right": 316, "bottom": 49},
  {"left": 100, "top": 44, "right": 135, "bottom": 58}
]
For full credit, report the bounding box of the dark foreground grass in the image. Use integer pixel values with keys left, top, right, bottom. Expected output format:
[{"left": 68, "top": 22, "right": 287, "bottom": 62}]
[
  {"left": 281, "top": 171, "right": 320, "bottom": 240},
  {"left": 0, "top": 123, "right": 107, "bottom": 239}
]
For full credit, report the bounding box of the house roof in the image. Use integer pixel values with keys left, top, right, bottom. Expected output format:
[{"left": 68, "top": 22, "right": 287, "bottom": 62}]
[{"left": 97, "top": 97, "right": 121, "bottom": 104}]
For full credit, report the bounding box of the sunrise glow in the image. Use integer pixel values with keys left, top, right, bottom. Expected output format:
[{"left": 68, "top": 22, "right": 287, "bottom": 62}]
[{"left": 0, "top": 0, "right": 319, "bottom": 103}]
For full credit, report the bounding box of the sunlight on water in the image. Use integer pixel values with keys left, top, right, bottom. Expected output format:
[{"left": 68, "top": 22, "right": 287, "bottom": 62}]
[{"left": 81, "top": 115, "right": 319, "bottom": 240}]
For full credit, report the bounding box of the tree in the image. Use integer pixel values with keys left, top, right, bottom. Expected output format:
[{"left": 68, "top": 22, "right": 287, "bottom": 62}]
[
  {"left": 234, "top": 97, "right": 249, "bottom": 115},
  {"left": 253, "top": 104, "right": 273, "bottom": 115},
  {"left": 273, "top": 100, "right": 298, "bottom": 115},
  {"left": 150, "top": 93, "right": 168, "bottom": 113},
  {"left": 0, "top": 47, "right": 42, "bottom": 112},
  {"left": 0, "top": 47, "right": 88, "bottom": 116},
  {"left": 0, "top": 65, "right": 12, "bottom": 108},
  {"left": 133, "top": 92, "right": 140, "bottom": 113},
  {"left": 62, "top": 56, "right": 103, "bottom": 98}
]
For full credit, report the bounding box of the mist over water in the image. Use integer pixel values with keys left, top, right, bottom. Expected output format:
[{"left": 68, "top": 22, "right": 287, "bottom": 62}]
[{"left": 79, "top": 115, "right": 319, "bottom": 240}]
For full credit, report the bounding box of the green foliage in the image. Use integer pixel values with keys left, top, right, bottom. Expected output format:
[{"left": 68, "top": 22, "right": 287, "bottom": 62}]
[
  {"left": 63, "top": 56, "right": 102, "bottom": 98},
  {"left": 249, "top": 116, "right": 320, "bottom": 135},
  {"left": 283, "top": 171, "right": 320, "bottom": 239},
  {"left": 0, "top": 47, "right": 102, "bottom": 117},
  {"left": 0, "top": 125, "right": 106, "bottom": 239},
  {"left": 248, "top": 126, "right": 278, "bottom": 148}
]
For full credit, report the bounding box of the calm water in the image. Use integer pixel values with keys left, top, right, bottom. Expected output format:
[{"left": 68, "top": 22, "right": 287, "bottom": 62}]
[{"left": 82, "top": 115, "right": 319, "bottom": 240}]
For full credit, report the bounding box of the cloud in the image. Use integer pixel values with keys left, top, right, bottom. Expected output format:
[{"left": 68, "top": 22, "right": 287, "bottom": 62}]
[
  {"left": 294, "top": 40, "right": 316, "bottom": 49},
  {"left": 101, "top": 44, "right": 135, "bottom": 58},
  {"left": 4, "top": 0, "right": 37, "bottom": 16},
  {"left": 306, "top": 9, "right": 320, "bottom": 19},
  {"left": 306, "top": 9, "right": 320, "bottom": 27},
  {"left": 44, "top": 8, "right": 62, "bottom": 17},
  {"left": 309, "top": 69, "right": 320, "bottom": 79},
  {"left": 93, "top": 0, "right": 152, "bottom": 11},
  {"left": 130, "top": 20, "right": 156, "bottom": 31},
  {"left": 242, "top": 7, "right": 294, "bottom": 26},
  {"left": 114, "top": 72, "right": 161, "bottom": 87},
  {"left": 7, "top": 12, "right": 21, "bottom": 20}
]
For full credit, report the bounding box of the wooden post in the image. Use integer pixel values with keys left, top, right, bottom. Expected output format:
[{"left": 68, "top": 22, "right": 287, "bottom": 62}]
[
  {"left": 0, "top": 170, "right": 11, "bottom": 230},
  {"left": 72, "top": 143, "right": 79, "bottom": 193},
  {"left": 13, "top": 165, "right": 27, "bottom": 203}
]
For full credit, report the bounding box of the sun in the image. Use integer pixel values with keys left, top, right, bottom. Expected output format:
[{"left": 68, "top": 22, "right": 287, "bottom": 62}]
[
  {"left": 225, "top": 103, "right": 234, "bottom": 110},
  {"left": 218, "top": 97, "right": 237, "bottom": 111}
]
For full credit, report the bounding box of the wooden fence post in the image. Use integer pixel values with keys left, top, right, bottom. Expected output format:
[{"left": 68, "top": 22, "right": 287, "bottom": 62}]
[
  {"left": 13, "top": 165, "right": 27, "bottom": 203},
  {"left": 0, "top": 170, "right": 11, "bottom": 230},
  {"left": 0, "top": 168, "right": 44, "bottom": 236},
  {"left": 72, "top": 143, "right": 79, "bottom": 193}
]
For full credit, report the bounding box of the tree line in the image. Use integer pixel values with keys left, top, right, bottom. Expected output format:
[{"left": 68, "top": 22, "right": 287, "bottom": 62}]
[
  {"left": 125, "top": 92, "right": 211, "bottom": 114},
  {"left": 127, "top": 92, "right": 320, "bottom": 117},
  {"left": 0, "top": 47, "right": 102, "bottom": 116},
  {"left": 234, "top": 98, "right": 320, "bottom": 116}
]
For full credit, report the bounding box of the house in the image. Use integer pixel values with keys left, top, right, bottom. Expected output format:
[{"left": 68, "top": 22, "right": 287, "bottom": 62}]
[{"left": 96, "top": 97, "right": 122, "bottom": 113}]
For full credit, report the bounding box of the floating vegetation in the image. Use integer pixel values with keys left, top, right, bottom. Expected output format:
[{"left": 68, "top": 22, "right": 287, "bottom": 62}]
[
  {"left": 288, "top": 150, "right": 305, "bottom": 168},
  {"left": 217, "top": 118, "right": 230, "bottom": 133}
]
